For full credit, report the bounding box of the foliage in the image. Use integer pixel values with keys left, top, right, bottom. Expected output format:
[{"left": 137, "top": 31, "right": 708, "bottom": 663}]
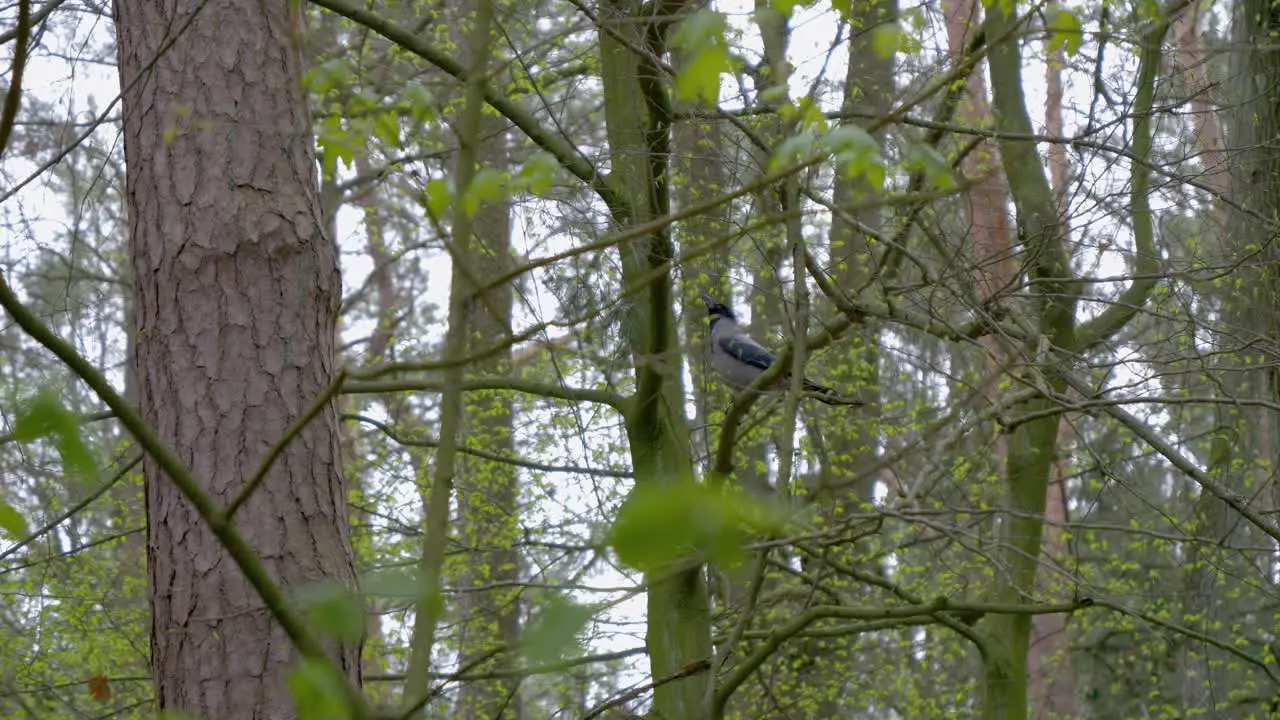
[{"left": 0, "top": 0, "right": 1276, "bottom": 717}]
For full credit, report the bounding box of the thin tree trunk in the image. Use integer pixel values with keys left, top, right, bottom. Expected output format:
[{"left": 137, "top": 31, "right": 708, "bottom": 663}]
[
  {"left": 1027, "top": 38, "right": 1079, "bottom": 719},
  {"left": 452, "top": 75, "right": 521, "bottom": 720},
  {"left": 114, "top": 0, "right": 362, "bottom": 715},
  {"left": 402, "top": 0, "right": 498, "bottom": 714},
  {"left": 782, "top": 0, "right": 898, "bottom": 712},
  {"left": 943, "top": 0, "right": 1013, "bottom": 304}
]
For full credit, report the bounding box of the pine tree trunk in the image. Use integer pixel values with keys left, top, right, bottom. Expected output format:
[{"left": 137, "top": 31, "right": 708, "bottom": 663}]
[{"left": 114, "top": 0, "right": 361, "bottom": 715}]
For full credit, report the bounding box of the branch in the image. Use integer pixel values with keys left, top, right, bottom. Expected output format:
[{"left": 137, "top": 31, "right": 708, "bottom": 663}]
[
  {"left": 807, "top": 249, "right": 1025, "bottom": 344},
  {"left": 401, "top": 1, "right": 497, "bottom": 712},
  {"left": 0, "top": 0, "right": 59, "bottom": 46},
  {"left": 1090, "top": 598, "right": 1279, "bottom": 683},
  {"left": 583, "top": 658, "right": 712, "bottom": 720},
  {"left": 304, "top": 0, "right": 624, "bottom": 219},
  {"left": 713, "top": 598, "right": 1090, "bottom": 709},
  {"left": 709, "top": 8, "right": 1040, "bottom": 480},
  {"left": 224, "top": 370, "right": 347, "bottom": 519},
  {"left": 0, "top": 409, "right": 113, "bottom": 446},
  {"left": 794, "top": 543, "right": 992, "bottom": 662},
  {"left": 344, "top": 413, "right": 632, "bottom": 479},
  {"left": 984, "top": 0, "right": 1077, "bottom": 345},
  {"left": 0, "top": 454, "right": 140, "bottom": 564},
  {"left": 0, "top": 255, "right": 370, "bottom": 719},
  {"left": 0, "top": 0, "right": 31, "bottom": 157},
  {"left": 1060, "top": 370, "right": 1280, "bottom": 543},
  {"left": 1074, "top": 0, "right": 1185, "bottom": 349},
  {"left": 342, "top": 377, "right": 627, "bottom": 412}
]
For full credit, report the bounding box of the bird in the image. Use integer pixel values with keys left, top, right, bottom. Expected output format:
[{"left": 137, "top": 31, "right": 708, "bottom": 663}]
[{"left": 701, "top": 294, "right": 856, "bottom": 406}]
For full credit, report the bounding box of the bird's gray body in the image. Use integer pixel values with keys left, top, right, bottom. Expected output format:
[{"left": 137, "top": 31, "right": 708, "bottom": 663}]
[
  {"left": 701, "top": 294, "right": 851, "bottom": 405},
  {"left": 708, "top": 313, "right": 781, "bottom": 389}
]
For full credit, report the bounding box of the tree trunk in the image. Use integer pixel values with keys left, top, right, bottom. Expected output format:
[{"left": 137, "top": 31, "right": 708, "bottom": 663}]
[
  {"left": 1219, "top": 0, "right": 1280, "bottom": 709},
  {"left": 598, "top": 1, "right": 712, "bottom": 715},
  {"left": 402, "top": 0, "right": 499, "bottom": 713},
  {"left": 1027, "top": 37, "right": 1079, "bottom": 719},
  {"left": 114, "top": 0, "right": 361, "bottom": 715},
  {"left": 982, "top": 1, "right": 1166, "bottom": 716}
]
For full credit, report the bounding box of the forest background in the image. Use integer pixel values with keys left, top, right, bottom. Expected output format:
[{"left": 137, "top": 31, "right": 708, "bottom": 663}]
[{"left": 0, "top": 0, "right": 1274, "bottom": 717}]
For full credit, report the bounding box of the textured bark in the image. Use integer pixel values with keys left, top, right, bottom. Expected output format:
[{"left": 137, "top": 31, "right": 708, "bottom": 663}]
[{"left": 114, "top": 0, "right": 360, "bottom": 715}]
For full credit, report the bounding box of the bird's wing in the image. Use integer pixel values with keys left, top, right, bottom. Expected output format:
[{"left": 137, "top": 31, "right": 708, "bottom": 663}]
[{"left": 718, "top": 334, "right": 776, "bottom": 371}]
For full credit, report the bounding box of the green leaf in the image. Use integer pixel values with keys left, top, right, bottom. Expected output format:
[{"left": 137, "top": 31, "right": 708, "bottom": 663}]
[
  {"left": 673, "top": 8, "right": 726, "bottom": 49},
  {"left": 461, "top": 168, "right": 511, "bottom": 217},
  {"left": 609, "top": 480, "right": 793, "bottom": 572},
  {"left": 904, "top": 145, "right": 958, "bottom": 191},
  {"left": 780, "top": 98, "right": 827, "bottom": 132},
  {"left": 516, "top": 151, "right": 558, "bottom": 197},
  {"left": 769, "top": 132, "right": 816, "bottom": 172},
  {"left": 316, "top": 115, "right": 357, "bottom": 178},
  {"left": 521, "top": 596, "right": 593, "bottom": 665},
  {"left": 303, "top": 59, "right": 350, "bottom": 96},
  {"left": 830, "top": 0, "right": 852, "bottom": 20},
  {"left": 826, "top": 124, "right": 878, "bottom": 154},
  {"left": 361, "top": 569, "right": 421, "bottom": 599},
  {"left": 372, "top": 112, "right": 400, "bottom": 148},
  {"left": 400, "top": 82, "right": 436, "bottom": 125},
  {"left": 12, "top": 388, "right": 95, "bottom": 479},
  {"left": 0, "top": 496, "right": 28, "bottom": 540},
  {"left": 870, "top": 24, "right": 903, "bottom": 60},
  {"left": 758, "top": 84, "right": 790, "bottom": 107},
  {"left": 425, "top": 178, "right": 452, "bottom": 219},
  {"left": 799, "top": 98, "right": 827, "bottom": 132},
  {"left": 772, "top": 0, "right": 813, "bottom": 19},
  {"left": 826, "top": 124, "right": 885, "bottom": 188},
  {"left": 288, "top": 659, "right": 352, "bottom": 720},
  {"left": 297, "top": 583, "right": 365, "bottom": 643},
  {"left": 676, "top": 45, "right": 733, "bottom": 106},
  {"left": 905, "top": 6, "right": 927, "bottom": 32},
  {"left": 1048, "top": 8, "right": 1083, "bottom": 58},
  {"left": 672, "top": 11, "right": 735, "bottom": 106}
]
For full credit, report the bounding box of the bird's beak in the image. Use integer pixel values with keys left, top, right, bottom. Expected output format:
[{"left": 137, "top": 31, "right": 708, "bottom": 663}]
[{"left": 702, "top": 294, "right": 718, "bottom": 309}]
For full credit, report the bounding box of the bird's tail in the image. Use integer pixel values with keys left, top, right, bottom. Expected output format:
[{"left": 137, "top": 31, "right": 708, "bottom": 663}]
[{"left": 803, "top": 379, "right": 861, "bottom": 406}]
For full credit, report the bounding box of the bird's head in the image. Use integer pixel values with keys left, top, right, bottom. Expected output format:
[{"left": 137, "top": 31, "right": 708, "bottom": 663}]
[{"left": 702, "top": 294, "right": 737, "bottom": 323}]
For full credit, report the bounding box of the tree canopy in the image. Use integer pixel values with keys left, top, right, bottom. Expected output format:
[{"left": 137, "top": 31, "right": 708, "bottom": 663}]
[{"left": 0, "top": 0, "right": 1277, "bottom": 717}]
